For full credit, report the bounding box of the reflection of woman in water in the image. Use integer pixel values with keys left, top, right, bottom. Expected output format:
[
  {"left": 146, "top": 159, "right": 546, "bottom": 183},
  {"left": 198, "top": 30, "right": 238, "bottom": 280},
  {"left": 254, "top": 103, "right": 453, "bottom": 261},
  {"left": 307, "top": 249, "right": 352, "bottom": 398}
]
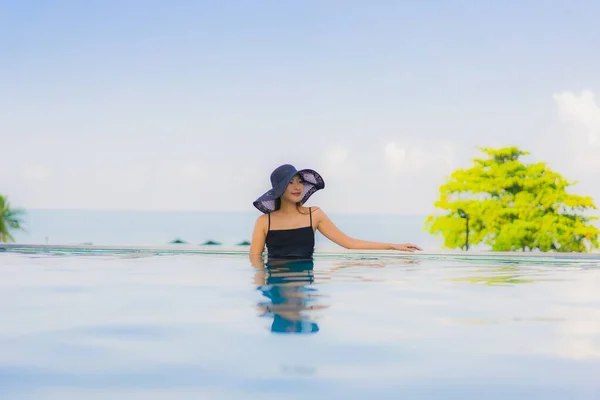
[
  {"left": 255, "top": 259, "right": 325, "bottom": 334},
  {"left": 249, "top": 164, "right": 421, "bottom": 262}
]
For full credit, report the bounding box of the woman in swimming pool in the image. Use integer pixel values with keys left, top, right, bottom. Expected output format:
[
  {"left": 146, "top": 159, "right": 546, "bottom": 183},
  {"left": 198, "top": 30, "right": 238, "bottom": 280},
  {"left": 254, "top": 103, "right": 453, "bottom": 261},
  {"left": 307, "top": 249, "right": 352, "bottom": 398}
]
[{"left": 249, "top": 164, "right": 421, "bottom": 262}]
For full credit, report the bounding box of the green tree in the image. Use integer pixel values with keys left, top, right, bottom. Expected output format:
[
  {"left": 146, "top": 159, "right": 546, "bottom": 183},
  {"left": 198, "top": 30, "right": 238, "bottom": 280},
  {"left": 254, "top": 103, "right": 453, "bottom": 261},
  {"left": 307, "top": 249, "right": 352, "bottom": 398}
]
[
  {"left": 425, "top": 146, "right": 600, "bottom": 252},
  {"left": 0, "top": 195, "right": 26, "bottom": 243}
]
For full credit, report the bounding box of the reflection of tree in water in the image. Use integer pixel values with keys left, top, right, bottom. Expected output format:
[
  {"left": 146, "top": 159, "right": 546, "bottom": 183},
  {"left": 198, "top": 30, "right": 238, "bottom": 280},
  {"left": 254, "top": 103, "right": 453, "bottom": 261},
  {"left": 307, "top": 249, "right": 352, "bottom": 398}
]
[
  {"left": 255, "top": 259, "right": 327, "bottom": 334},
  {"left": 453, "top": 267, "right": 537, "bottom": 286},
  {"left": 454, "top": 275, "right": 535, "bottom": 285}
]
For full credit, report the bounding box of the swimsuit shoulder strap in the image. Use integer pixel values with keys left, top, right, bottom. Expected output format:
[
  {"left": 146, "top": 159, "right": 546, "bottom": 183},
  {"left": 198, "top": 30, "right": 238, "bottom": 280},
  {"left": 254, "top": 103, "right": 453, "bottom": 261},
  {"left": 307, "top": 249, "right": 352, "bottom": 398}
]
[
  {"left": 267, "top": 212, "right": 271, "bottom": 232},
  {"left": 309, "top": 207, "right": 312, "bottom": 228}
]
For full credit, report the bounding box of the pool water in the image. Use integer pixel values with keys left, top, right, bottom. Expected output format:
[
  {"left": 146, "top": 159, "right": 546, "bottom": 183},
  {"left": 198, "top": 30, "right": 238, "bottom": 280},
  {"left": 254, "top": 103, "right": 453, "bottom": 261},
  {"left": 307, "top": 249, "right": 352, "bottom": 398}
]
[{"left": 1, "top": 252, "right": 599, "bottom": 399}]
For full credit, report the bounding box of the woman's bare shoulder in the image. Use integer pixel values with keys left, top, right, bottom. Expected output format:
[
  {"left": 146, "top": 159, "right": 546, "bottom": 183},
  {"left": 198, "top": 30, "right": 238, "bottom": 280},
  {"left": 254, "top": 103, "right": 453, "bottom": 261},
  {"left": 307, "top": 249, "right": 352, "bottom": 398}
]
[
  {"left": 255, "top": 213, "right": 269, "bottom": 226},
  {"left": 308, "top": 205, "right": 326, "bottom": 220}
]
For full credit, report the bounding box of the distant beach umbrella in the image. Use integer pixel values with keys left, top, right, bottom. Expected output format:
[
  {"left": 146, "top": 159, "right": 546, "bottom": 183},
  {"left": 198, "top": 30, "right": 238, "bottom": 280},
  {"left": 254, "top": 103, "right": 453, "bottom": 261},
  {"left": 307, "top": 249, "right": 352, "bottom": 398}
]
[
  {"left": 237, "top": 240, "right": 251, "bottom": 246},
  {"left": 169, "top": 238, "right": 188, "bottom": 244},
  {"left": 201, "top": 240, "right": 222, "bottom": 246}
]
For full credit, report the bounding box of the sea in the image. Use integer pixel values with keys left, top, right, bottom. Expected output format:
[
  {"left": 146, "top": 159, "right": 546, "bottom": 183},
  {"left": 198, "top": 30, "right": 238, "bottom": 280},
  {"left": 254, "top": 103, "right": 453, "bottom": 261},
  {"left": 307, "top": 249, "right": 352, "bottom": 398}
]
[{"left": 11, "top": 209, "right": 443, "bottom": 250}]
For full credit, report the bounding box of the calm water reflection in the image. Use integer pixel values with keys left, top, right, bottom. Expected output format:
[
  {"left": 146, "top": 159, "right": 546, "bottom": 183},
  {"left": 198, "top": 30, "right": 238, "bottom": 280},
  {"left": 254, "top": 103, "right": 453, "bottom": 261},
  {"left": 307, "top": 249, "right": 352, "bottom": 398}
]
[
  {"left": 1, "top": 253, "right": 600, "bottom": 399},
  {"left": 255, "top": 259, "right": 325, "bottom": 334}
]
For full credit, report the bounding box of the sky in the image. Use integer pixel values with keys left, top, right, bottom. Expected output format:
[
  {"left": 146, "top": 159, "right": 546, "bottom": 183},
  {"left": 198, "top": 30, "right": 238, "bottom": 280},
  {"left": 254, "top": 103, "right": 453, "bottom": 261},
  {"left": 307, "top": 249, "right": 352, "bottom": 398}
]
[{"left": 2, "top": 0, "right": 600, "bottom": 215}]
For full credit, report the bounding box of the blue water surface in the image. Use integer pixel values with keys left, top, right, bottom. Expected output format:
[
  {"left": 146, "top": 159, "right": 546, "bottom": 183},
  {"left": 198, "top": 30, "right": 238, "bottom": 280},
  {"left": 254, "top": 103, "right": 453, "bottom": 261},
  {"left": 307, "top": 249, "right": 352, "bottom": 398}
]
[{"left": 1, "top": 252, "right": 599, "bottom": 399}]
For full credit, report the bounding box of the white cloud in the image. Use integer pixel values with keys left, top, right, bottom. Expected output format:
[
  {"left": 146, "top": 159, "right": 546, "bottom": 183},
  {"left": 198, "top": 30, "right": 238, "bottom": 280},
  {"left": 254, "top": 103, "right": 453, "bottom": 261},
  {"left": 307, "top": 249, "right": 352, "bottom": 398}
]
[
  {"left": 155, "top": 161, "right": 205, "bottom": 182},
  {"left": 553, "top": 89, "right": 600, "bottom": 146},
  {"left": 327, "top": 147, "right": 349, "bottom": 166},
  {"left": 315, "top": 146, "right": 366, "bottom": 213},
  {"left": 21, "top": 165, "right": 52, "bottom": 181},
  {"left": 321, "top": 146, "right": 358, "bottom": 178},
  {"left": 178, "top": 162, "right": 204, "bottom": 180},
  {"left": 384, "top": 141, "right": 456, "bottom": 175},
  {"left": 384, "top": 142, "right": 406, "bottom": 168},
  {"left": 552, "top": 90, "right": 600, "bottom": 178}
]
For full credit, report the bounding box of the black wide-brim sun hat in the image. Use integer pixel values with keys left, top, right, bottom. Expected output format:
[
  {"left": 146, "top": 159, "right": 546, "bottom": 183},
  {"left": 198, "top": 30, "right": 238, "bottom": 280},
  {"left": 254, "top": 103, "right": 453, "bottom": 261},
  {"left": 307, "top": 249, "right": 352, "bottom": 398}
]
[{"left": 253, "top": 164, "right": 325, "bottom": 213}]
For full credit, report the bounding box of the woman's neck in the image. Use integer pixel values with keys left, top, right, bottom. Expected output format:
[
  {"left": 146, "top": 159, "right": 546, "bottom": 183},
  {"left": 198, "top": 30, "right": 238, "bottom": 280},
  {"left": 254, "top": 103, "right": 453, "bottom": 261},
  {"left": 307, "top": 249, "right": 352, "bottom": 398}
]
[{"left": 278, "top": 200, "right": 299, "bottom": 214}]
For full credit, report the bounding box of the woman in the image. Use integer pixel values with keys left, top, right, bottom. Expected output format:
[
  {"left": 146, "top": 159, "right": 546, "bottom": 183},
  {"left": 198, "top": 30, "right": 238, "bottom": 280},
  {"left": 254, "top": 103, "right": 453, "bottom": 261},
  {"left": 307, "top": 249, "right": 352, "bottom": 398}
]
[{"left": 250, "top": 164, "right": 421, "bottom": 261}]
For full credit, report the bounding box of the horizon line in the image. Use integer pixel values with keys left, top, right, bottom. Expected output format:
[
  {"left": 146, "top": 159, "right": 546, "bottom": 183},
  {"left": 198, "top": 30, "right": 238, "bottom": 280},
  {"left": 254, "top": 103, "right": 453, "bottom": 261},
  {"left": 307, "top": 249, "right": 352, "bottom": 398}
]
[{"left": 18, "top": 207, "right": 437, "bottom": 217}]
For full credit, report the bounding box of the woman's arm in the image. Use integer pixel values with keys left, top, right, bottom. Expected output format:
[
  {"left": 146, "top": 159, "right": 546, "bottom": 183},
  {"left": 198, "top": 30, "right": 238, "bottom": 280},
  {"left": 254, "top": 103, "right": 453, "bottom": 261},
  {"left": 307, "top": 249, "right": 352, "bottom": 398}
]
[
  {"left": 249, "top": 214, "right": 268, "bottom": 267},
  {"left": 313, "top": 207, "right": 422, "bottom": 252}
]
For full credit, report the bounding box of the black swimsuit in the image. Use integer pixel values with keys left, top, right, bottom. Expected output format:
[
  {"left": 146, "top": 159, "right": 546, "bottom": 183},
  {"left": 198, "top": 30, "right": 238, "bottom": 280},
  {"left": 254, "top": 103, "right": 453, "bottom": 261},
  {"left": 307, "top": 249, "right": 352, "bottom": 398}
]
[{"left": 265, "top": 207, "right": 315, "bottom": 260}]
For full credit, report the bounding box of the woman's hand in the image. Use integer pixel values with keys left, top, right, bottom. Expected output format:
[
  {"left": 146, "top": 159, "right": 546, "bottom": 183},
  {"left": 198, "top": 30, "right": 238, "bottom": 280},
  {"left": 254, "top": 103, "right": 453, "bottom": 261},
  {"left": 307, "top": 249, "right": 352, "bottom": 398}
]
[{"left": 390, "top": 243, "right": 422, "bottom": 252}]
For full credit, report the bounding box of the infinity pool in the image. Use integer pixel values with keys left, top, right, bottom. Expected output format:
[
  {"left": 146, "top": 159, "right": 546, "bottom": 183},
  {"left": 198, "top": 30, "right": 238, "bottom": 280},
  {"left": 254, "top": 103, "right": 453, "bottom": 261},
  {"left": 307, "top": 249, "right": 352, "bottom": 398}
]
[{"left": 1, "top": 250, "right": 599, "bottom": 399}]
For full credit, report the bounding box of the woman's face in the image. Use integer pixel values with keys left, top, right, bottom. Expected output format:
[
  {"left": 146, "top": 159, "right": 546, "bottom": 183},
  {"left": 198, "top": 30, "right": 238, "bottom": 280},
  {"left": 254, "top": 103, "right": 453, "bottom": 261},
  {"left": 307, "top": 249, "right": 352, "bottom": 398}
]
[{"left": 281, "top": 174, "right": 304, "bottom": 203}]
